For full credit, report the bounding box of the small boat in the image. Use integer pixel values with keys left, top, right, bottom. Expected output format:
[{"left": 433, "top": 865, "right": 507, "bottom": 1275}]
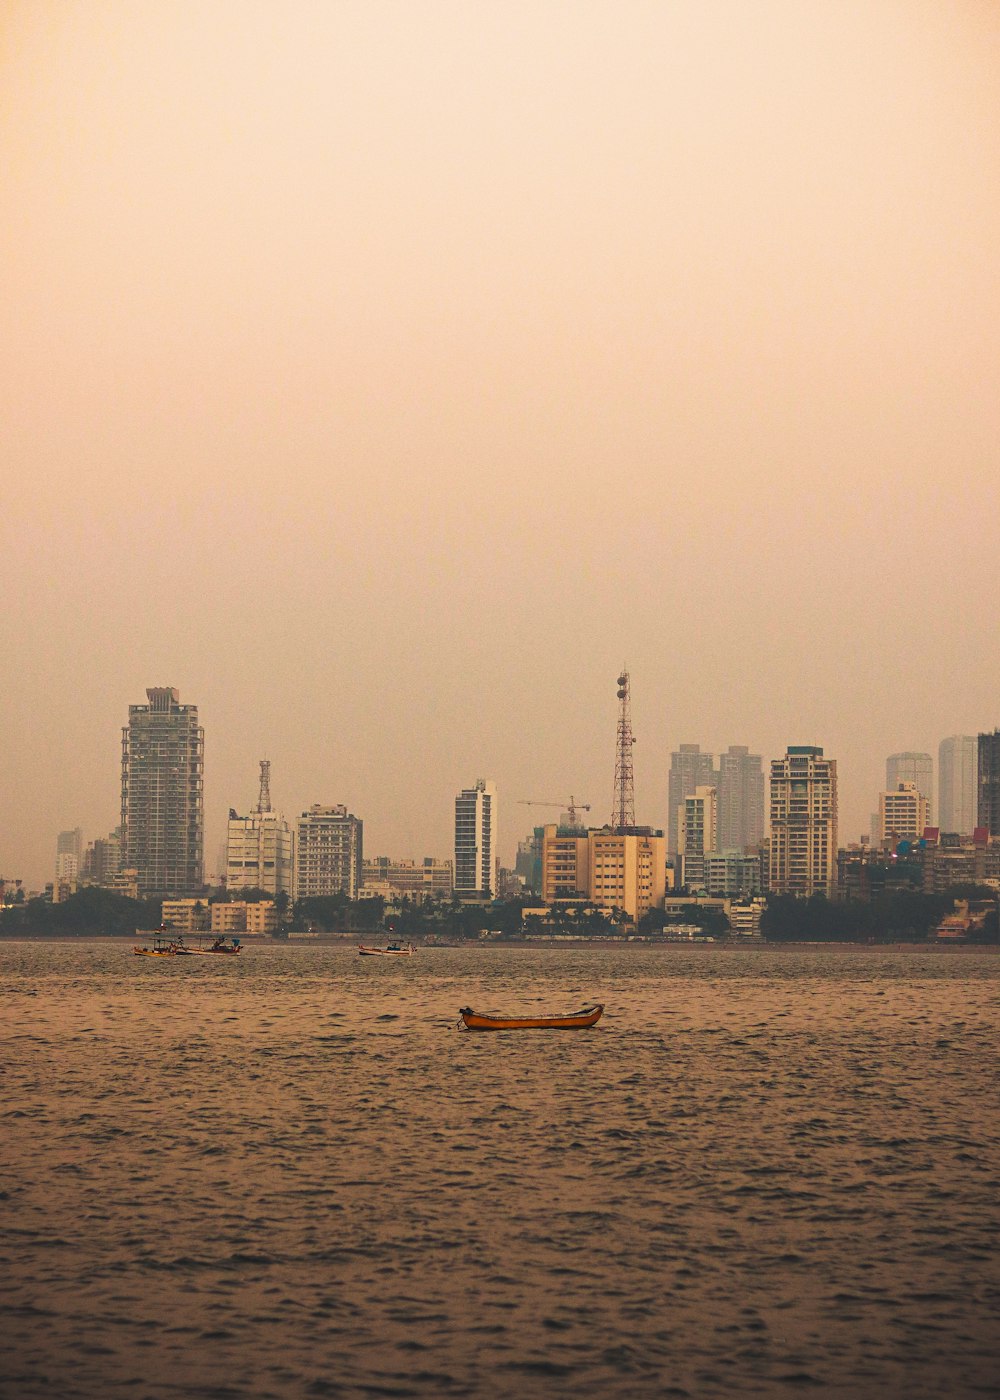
[
  {"left": 458, "top": 1004, "right": 604, "bottom": 1031},
  {"left": 133, "top": 933, "right": 187, "bottom": 957},
  {"left": 358, "top": 942, "right": 416, "bottom": 957},
  {"left": 192, "top": 937, "right": 243, "bottom": 955}
]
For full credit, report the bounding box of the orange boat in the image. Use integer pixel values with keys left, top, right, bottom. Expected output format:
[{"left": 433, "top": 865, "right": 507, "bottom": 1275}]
[{"left": 458, "top": 1004, "right": 604, "bottom": 1031}]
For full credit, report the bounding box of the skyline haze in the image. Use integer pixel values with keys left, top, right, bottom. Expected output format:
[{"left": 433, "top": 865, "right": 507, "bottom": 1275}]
[{"left": 3, "top": 1, "right": 999, "bottom": 888}]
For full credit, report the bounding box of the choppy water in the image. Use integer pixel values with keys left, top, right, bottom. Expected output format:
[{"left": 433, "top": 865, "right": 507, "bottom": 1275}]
[{"left": 1, "top": 941, "right": 998, "bottom": 1399}]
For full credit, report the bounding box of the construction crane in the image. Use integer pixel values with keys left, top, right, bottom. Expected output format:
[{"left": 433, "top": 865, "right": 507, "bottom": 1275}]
[{"left": 518, "top": 796, "right": 591, "bottom": 829}]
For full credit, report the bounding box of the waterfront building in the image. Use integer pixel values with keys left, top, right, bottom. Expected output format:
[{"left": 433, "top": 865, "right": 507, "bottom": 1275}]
[
  {"left": 976, "top": 730, "right": 1000, "bottom": 837},
  {"left": 938, "top": 735, "right": 977, "bottom": 835},
  {"left": 538, "top": 823, "right": 666, "bottom": 921},
  {"left": 226, "top": 809, "right": 294, "bottom": 896},
  {"left": 454, "top": 779, "right": 498, "bottom": 900},
  {"left": 362, "top": 856, "right": 454, "bottom": 901},
  {"left": 678, "top": 786, "right": 717, "bottom": 889},
  {"left": 702, "top": 850, "right": 762, "bottom": 899},
  {"left": 121, "top": 688, "right": 204, "bottom": 897},
  {"left": 295, "top": 805, "right": 363, "bottom": 900},
  {"left": 161, "top": 898, "right": 210, "bottom": 932},
  {"left": 716, "top": 746, "right": 765, "bottom": 852},
  {"left": 728, "top": 897, "right": 766, "bottom": 937},
  {"left": 667, "top": 745, "right": 716, "bottom": 857},
  {"left": 514, "top": 830, "right": 543, "bottom": 893},
  {"left": 878, "top": 781, "right": 931, "bottom": 847},
  {"left": 886, "top": 753, "right": 933, "bottom": 821},
  {"left": 211, "top": 900, "right": 277, "bottom": 935},
  {"left": 769, "top": 746, "right": 838, "bottom": 897},
  {"left": 588, "top": 828, "right": 666, "bottom": 921},
  {"left": 540, "top": 824, "right": 591, "bottom": 904}
]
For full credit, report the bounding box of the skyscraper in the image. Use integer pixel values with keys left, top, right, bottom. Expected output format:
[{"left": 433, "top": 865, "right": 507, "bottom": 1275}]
[
  {"left": 454, "top": 779, "right": 498, "bottom": 899},
  {"left": 939, "top": 735, "right": 977, "bottom": 835},
  {"left": 716, "top": 745, "right": 765, "bottom": 851},
  {"left": 886, "top": 753, "right": 933, "bottom": 821},
  {"left": 667, "top": 744, "right": 716, "bottom": 857},
  {"left": 121, "top": 688, "right": 204, "bottom": 896},
  {"left": 977, "top": 731, "right": 1000, "bottom": 836},
  {"left": 769, "top": 745, "right": 838, "bottom": 897},
  {"left": 295, "top": 804, "right": 363, "bottom": 900}
]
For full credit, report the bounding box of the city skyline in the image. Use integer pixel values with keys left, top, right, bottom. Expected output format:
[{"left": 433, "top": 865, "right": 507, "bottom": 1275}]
[
  {"left": 15, "top": 690, "right": 1000, "bottom": 893},
  {"left": 3, "top": 2, "right": 999, "bottom": 890}
]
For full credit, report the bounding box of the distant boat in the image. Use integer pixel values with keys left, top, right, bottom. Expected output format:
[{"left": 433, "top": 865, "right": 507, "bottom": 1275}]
[
  {"left": 192, "top": 937, "right": 243, "bottom": 956},
  {"left": 458, "top": 1004, "right": 604, "bottom": 1031},
  {"left": 358, "top": 942, "right": 416, "bottom": 957},
  {"left": 133, "top": 930, "right": 193, "bottom": 957}
]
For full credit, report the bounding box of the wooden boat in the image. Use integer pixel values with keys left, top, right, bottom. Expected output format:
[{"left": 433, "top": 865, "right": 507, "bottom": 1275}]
[
  {"left": 458, "top": 1003, "right": 604, "bottom": 1031},
  {"left": 358, "top": 942, "right": 415, "bottom": 957},
  {"left": 192, "top": 937, "right": 243, "bottom": 955},
  {"left": 133, "top": 933, "right": 186, "bottom": 957}
]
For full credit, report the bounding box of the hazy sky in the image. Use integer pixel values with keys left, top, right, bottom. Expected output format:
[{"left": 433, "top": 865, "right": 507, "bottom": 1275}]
[{"left": 3, "top": 0, "right": 999, "bottom": 888}]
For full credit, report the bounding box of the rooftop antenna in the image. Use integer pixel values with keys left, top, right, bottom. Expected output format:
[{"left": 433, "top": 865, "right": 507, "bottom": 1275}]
[
  {"left": 256, "top": 759, "right": 271, "bottom": 814},
  {"left": 612, "top": 667, "right": 636, "bottom": 833}
]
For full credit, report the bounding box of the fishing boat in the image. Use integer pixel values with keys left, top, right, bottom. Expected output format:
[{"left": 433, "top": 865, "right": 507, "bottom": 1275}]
[
  {"left": 358, "top": 942, "right": 416, "bottom": 957},
  {"left": 458, "top": 1003, "right": 604, "bottom": 1031},
  {"left": 192, "top": 936, "right": 243, "bottom": 955},
  {"left": 133, "top": 933, "right": 187, "bottom": 957}
]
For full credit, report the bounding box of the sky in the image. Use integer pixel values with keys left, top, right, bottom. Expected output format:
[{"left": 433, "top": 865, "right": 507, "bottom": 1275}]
[{"left": 2, "top": 0, "right": 999, "bottom": 889}]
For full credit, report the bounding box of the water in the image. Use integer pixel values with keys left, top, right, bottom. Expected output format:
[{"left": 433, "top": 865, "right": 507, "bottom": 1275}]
[{"left": 1, "top": 941, "right": 998, "bottom": 1398}]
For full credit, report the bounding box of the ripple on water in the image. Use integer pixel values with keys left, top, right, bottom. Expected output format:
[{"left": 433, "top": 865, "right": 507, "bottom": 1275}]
[{"left": 0, "top": 942, "right": 998, "bottom": 1399}]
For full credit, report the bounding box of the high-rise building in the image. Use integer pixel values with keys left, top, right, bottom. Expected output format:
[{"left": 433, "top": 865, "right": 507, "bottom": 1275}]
[
  {"left": 939, "top": 736, "right": 978, "bottom": 835},
  {"left": 678, "top": 786, "right": 717, "bottom": 889},
  {"left": 121, "top": 688, "right": 204, "bottom": 897},
  {"left": 667, "top": 745, "right": 716, "bottom": 857},
  {"left": 769, "top": 746, "right": 838, "bottom": 897},
  {"left": 886, "top": 753, "right": 933, "bottom": 821},
  {"left": 538, "top": 823, "right": 666, "bottom": 921},
  {"left": 878, "top": 782, "right": 930, "bottom": 847},
  {"left": 977, "top": 731, "right": 1000, "bottom": 837},
  {"left": 226, "top": 763, "right": 294, "bottom": 896},
  {"left": 454, "top": 779, "right": 498, "bottom": 899},
  {"left": 55, "top": 828, "right": 82, "bottom": 880},
  {"left": 716, "top": 746, "right": 765, "bottom": 851},
  {"left": 295, "top": 805, "right": 363, "bottom": 900}
]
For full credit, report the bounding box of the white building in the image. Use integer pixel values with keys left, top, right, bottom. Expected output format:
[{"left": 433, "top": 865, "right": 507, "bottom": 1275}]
[
  {"left": 938, "top": 735, "right": 977, "bottom": 836},
  {"left": 678, "top": 786, "right": 717, "bottom": 889},
  {"left": 769, "top": 746, "right": 838, "bottom": 897},
  {"left": 667, "top": 745, "right": 716, "bottom": 857},
  {"left": 295, "top": 805, "right": 363, "bottom": 900},
  {"left": 226, "top": 810, "right": 294, "bottom": 896},
  {"left": 879, "top": 781, "right": 930, "bottom": 847},
  {"left": 455, "top": 779, "right": 498, "bottom": 899},
  {"left": 886, "top": 752, "right": 933, "bottom": 822}
]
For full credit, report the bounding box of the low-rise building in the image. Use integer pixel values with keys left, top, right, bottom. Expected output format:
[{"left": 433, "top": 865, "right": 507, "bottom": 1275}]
[
  {"left": 161, "top": 898, "right": 210, "bottom": 932},
  {"left": 211, "top": 901, "right": 276, "bottom": 935}
]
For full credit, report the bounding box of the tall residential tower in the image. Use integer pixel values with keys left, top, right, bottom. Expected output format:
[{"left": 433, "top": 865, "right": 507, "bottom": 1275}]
[
  {"left": 121, "top": 688, "right": 204, "bottom": 896},
  {"left": 769, "top": 745, "right": 838, "bottom": 897},
  {"left": 455, "top": 779, "right": 498, "bottom": 899},
  {"left": 939, "top": 735, "right": 977, "bottom": 835}
]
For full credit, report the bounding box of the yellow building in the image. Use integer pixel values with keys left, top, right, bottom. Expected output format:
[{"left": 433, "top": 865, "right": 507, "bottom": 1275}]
[
  {"left": 161, "top": 898, "right": 210, "bottom": 932},
  {"left": 540, "top": 825, "right": 666, "bottom": 921},
  {"left": 211, "top": 901, "right": 277, "bottom": 935}
]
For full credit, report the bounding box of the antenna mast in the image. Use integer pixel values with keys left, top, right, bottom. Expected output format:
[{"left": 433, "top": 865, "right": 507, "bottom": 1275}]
[
  {"left": 256, "top": 759, "right": 271, "bottom": 814},
  {"left": 612, "top": 668, "right": 636, "bottom": 832}
]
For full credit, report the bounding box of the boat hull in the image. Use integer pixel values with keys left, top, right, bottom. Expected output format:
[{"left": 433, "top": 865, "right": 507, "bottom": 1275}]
[
  {"left": 459, "top": 1004, "right": 604, "bottom": 1031},
  {"left": 358, "top": 945, "right": 415, "bottom": 956}
]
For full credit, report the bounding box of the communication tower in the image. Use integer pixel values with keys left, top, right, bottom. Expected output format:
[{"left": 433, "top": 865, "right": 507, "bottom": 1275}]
[
  {"left": 611, "top": 668, "right": 636, "bottom": 832},
  {"left": 256, "top": 759, "right": 272, "bottom": 814}
]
